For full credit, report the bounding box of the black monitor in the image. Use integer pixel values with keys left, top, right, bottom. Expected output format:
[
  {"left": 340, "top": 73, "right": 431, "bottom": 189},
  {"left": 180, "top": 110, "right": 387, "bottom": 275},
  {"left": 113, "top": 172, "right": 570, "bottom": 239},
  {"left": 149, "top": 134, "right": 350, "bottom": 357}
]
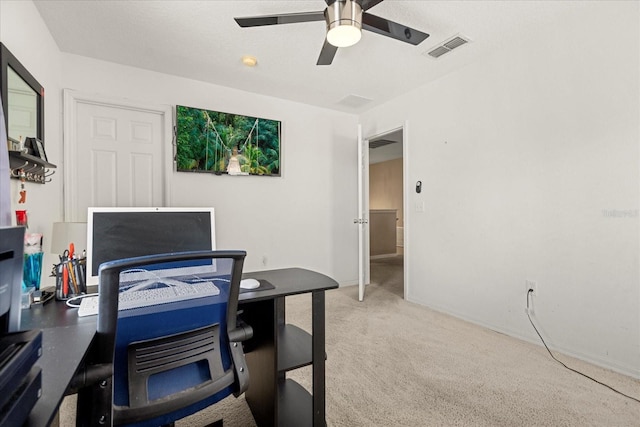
[
  {"left": 0, "top": 226, "right": 25, "bottom": 333},
  {"left": 86, "top": 207, "right": 216, "bottom": 287}
]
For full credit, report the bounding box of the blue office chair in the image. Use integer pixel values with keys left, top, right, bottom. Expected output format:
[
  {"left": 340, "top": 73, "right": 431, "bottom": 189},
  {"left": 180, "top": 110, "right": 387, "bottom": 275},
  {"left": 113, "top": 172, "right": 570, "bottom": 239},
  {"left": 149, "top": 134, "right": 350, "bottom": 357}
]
[{"left": 77, "top": 250, "right": 251, "bottom": 427}]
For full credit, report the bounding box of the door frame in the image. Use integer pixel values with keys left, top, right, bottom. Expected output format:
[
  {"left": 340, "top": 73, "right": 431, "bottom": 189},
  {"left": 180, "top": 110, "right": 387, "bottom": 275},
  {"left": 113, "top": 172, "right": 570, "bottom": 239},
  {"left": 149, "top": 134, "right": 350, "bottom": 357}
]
[
  {"left": 62, "top": 90, "right": 173, "bottom": 221},
  {"left": 360, "top": 120, "right": 409, "bottom": 300},
  {"left": 357, "top": 125, "right": 368, "bottom": 301}
]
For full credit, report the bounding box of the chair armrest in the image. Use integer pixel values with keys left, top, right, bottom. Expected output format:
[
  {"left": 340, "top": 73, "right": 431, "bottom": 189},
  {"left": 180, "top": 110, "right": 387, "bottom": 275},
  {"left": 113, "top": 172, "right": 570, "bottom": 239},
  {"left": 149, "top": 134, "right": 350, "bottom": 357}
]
[
  {"left": 229, "top": 319, "right": 253, "bottom": 342},
  {"left": 228, "top": 320, "right": 252, "bottom": 396}
]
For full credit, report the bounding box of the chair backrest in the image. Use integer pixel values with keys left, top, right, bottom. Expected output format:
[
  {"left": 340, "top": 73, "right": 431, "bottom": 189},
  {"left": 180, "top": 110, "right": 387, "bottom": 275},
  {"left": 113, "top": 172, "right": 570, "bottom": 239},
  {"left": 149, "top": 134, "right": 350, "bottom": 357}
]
[{"left": 94, "top": 250, "right": 248, "bottom": 426}]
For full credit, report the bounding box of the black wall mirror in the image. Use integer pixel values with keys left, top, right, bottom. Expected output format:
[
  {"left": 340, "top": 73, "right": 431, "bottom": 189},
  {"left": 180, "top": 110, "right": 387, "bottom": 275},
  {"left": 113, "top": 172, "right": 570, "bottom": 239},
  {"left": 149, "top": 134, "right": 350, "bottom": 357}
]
[{"left": 0, "top": 42, "right": 45, "bottom": 147}]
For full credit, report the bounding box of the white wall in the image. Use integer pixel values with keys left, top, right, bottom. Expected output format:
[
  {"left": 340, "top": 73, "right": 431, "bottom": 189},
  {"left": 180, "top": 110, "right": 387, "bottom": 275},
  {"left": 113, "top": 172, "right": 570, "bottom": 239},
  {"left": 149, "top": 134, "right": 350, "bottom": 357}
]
[
  {"left": 1, "top": 0, "right": 64, "bottom": 273},
  {"left": 1, "top": 1, "right": 360, "bottom": 285},
  {"left": 361, "top": 2, "right": 640, "bottom": 377}
]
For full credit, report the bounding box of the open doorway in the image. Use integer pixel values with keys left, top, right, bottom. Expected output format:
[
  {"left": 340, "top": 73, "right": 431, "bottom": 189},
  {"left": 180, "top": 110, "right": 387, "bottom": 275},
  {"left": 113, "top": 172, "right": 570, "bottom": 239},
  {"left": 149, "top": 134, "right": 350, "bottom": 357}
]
[{"left": 368, "top": 129, "right": 404, "bottom": 299}]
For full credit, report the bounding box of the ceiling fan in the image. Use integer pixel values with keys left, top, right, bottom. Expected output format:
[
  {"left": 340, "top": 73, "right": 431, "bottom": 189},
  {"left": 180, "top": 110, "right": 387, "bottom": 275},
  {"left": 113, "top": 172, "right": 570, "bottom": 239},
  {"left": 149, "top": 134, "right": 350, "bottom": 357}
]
[{"left": 234, "top": 0, "right": 429, "bottom": 65}]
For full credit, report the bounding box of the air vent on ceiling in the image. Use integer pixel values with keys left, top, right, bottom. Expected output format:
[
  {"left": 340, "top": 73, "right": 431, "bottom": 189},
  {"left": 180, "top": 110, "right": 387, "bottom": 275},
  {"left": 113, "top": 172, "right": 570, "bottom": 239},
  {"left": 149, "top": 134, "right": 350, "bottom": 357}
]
[
  {"left": 424, "top": 35, "right": 471, "bottom": 59},
  {"left": 337, "top": 94, "right": 373, "bottom": 109},
  {"left": 369, "top": 139, "right": 397, "bottom": 149}
]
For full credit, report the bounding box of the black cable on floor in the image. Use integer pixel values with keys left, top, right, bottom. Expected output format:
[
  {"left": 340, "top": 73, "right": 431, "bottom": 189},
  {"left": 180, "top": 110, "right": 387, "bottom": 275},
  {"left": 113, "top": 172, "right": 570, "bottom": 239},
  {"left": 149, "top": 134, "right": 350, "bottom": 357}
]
[{"left": 526, "top": 290, "right": 640, "bottom": 404}]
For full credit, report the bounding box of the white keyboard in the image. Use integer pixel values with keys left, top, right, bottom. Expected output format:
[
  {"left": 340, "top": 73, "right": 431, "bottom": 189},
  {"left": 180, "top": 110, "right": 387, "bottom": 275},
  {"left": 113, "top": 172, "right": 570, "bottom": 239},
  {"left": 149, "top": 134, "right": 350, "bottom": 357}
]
[
  {"left": 119, "top": 280, "right": 220, "bottom": 310},
  {"left": 77, "top": 280, "right": 220, "bottom": 316}
]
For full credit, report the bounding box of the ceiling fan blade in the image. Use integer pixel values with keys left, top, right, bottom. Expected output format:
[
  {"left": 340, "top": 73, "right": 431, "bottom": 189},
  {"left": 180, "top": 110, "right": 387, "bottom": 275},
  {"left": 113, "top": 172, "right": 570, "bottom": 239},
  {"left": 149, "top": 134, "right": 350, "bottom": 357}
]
[
  {"left": 360, "top": 0, "right": 385, "bottom": 11},
  {"left": 317, "top": 39, "right": 338, "bottom": 65},
  {"left": 235, "top": 11, "right": 325, "bottom": 27},
  {"left": 362, "top": 13, "right": 429, "bottom": 45}
]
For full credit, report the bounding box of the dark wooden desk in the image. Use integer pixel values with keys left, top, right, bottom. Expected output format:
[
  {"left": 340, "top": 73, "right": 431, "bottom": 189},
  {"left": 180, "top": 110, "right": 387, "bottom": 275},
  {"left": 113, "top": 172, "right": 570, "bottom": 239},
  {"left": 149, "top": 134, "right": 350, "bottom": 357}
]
[
  {"left": 20, "top": 296, "right": 98, "bottom": 427},
  {"left": 20, "top": 267, "right": 337, "bottom": 427}
]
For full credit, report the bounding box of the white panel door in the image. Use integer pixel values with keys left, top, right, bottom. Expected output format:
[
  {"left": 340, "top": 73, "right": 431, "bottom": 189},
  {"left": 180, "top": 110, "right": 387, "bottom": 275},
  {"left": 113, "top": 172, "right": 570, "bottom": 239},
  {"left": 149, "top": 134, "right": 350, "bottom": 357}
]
[{"left": 64, "top": 91, "right": 170, "bottom": 222}]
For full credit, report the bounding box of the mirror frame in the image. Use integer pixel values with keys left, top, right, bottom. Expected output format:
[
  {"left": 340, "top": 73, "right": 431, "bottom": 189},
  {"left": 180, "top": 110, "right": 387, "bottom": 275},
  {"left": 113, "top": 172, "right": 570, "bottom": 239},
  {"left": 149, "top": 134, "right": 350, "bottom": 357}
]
[{"left": 0, "top": 42, "right": 45, "bottom": 145}]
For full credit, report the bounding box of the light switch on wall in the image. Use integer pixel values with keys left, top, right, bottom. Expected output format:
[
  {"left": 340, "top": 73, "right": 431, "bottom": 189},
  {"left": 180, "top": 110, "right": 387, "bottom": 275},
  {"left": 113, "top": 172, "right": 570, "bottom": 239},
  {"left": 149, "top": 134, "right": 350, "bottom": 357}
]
[{"left": 415, "top": 201, "right": 425, "bottom": 213}]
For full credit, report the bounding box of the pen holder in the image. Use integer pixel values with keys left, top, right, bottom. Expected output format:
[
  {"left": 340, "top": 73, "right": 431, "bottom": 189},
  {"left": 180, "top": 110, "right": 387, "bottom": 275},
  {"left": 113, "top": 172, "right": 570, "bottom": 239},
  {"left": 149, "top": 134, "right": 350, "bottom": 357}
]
[
  {"left": 54, "top": 257, "right": 87, "bottom": 300},
  {"left": 23, "top": 252, "right": 44, "bottom": 290}
]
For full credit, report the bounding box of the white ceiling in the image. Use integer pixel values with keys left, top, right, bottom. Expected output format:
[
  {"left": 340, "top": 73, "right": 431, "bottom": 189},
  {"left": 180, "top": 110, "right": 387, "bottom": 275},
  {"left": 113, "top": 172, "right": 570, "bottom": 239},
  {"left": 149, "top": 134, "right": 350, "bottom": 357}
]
[{"left": 33, "top": 1, "right": 580, "bottom": 113}]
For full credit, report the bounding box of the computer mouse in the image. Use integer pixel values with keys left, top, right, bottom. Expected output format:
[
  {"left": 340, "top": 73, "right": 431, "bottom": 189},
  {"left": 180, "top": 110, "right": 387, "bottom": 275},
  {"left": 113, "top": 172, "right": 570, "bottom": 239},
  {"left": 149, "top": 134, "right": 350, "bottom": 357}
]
[{"left": 240, "top": 278, "right": 260, "bottom": 290}]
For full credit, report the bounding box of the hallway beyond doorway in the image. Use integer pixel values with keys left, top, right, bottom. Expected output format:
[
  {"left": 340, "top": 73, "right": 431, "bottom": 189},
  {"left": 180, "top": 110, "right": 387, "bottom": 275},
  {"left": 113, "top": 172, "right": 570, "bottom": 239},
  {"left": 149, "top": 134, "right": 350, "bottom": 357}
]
[{"left": 370, "top": 255, "right": 404, "bottom": 299}]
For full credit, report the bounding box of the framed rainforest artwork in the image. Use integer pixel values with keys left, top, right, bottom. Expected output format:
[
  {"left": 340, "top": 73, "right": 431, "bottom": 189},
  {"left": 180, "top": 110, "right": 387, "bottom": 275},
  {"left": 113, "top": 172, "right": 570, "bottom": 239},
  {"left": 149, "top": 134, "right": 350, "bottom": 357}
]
[{"left": 175, "top": 105, "right": 281, "bottom": 177}]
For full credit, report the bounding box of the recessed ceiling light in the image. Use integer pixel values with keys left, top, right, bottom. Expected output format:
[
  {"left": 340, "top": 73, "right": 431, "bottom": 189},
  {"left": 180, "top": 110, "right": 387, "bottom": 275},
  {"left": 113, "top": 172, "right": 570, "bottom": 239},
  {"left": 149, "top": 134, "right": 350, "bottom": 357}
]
[{"left": 242, "top": 55, "right": 258, "bottom": 67}]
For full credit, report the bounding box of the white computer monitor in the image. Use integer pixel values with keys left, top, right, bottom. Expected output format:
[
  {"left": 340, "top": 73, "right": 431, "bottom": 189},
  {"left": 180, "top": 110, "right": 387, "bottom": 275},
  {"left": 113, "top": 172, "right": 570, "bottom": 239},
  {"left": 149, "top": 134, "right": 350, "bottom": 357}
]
[{"left": 86, "top": 207, "right": 216, "bottom": 286}]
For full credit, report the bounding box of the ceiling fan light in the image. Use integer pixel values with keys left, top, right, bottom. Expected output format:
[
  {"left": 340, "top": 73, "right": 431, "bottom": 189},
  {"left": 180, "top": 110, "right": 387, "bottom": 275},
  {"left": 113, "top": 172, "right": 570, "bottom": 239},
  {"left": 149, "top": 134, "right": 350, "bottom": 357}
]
[
  {"left": 327, "top": 24, "right": 361, "bottom": 48},
  {"left": 325, "top": 0, "right": 363, "bottom": 48}
]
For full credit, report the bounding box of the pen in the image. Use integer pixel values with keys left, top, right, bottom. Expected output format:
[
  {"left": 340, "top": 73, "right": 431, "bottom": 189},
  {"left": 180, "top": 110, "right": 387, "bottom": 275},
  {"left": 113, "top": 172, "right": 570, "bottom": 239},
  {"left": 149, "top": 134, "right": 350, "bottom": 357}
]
[
  {"left": 66, "top": 243, "right": 80, "bottom": 294},
  {"left": 77, "top": 258, "right": 86, "bottom": 293},
  {"left": 68, "top": 260, "right": 79, "bottom": 294},
  {"left": 63, "top": 262, "right": 69, "bottom": 298}
]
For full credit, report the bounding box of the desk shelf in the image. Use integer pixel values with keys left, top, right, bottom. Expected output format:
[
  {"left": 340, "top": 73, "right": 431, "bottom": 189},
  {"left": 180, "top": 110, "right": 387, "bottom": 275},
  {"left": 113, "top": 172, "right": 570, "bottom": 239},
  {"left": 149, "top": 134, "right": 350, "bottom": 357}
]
[
  {"left": 244, "top": 297, "right": 317, "bottom": 427},
  {"left": 278, "top": 324, "right": 312, "bottom": 372},
  {"left": 278, "top": 379, "right": 312, "bottom": 427}
]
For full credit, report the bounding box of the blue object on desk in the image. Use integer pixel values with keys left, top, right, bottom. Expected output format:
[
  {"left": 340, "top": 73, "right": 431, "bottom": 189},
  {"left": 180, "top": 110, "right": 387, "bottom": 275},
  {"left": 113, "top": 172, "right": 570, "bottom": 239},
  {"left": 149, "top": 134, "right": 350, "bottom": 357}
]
[{"left": 23, "top": 252, "right": 43, "bottom": 290}]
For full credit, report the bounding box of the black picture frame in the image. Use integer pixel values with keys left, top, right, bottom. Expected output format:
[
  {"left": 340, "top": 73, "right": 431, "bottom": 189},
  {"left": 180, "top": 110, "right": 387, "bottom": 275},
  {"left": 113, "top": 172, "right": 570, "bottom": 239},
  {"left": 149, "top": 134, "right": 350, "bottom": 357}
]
[
  {"left": 0, "top": 43, "right": 45, "bottom": 146},
  {"left": 25, "top": 137, "right": 47, "bottom": 161},
  {"left": 33, "top": 138, "right": 47, "bottom": 161}
]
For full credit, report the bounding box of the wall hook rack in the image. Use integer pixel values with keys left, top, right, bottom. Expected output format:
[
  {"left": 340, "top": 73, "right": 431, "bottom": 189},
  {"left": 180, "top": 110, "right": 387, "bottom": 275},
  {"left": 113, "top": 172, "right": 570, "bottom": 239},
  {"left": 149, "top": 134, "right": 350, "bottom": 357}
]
[{"left": 8, "top": 150, "right": 56, "bottom": 184}]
